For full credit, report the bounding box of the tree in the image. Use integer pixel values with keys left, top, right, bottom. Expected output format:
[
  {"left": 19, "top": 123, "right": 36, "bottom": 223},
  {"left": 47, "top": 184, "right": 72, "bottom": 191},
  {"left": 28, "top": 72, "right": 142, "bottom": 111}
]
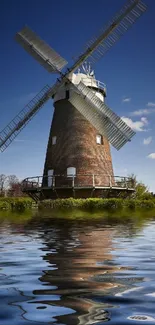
[
  {"left": 7, "top": 175, "right": 19, "bottom": 188},
  {"left": 0, "top": 174, "right": 7, "bottom": 196},
  {"left": 8, "top": 182, "right": 23, "bottom": 197},
  {"left": 0, "top": 174, "right": 25, "bottom": 197},
  {"left": 128, "top": 173, "right": 137, "bottom": 188},
  {"left": 135, "top": 182, "right": 149, "bottom": 198},
  {"left": 7, "top": 175, "right": 21, "bottom": 197},
  {"left": 128, "top": 174, "right": 152, "bottom": 199}
]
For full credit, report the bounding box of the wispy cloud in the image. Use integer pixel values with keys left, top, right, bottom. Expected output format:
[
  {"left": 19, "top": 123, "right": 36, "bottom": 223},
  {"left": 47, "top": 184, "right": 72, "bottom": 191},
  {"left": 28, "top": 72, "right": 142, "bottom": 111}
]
[
  {"left": 18, "top": 92, "right": 37, "bottom": 106},
  {"left": 122, "top": 97, "right": 131, "bottom": 103},
  {"left": 147, "top": 102, "right": 155, "bottom": 107},
  {"left": 121, "top": 116, "right": 149, "bottom": 132},
  {"left": 143, "top": 136, "right": 152, "bottom": 145},
  {"left": 130, "top": 108, "right": 155, "bottom": 116},
  {"left": 2, "top": 92, "right": 37, "bottom": 110},
  {"left": 14, "top": 139, "right": 40, "bottom": 144},
  {"left": 14, "top": 139, "right": 25, "bottom": 142},
  {"left": 147, "top": 153, "right": 155, "bottom": 159}
]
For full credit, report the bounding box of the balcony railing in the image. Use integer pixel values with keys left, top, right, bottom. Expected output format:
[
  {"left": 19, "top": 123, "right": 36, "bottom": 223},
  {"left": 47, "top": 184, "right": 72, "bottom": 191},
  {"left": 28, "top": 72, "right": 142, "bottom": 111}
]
[
  {"left": 22, "top": 174, "right": 135, "bottom": 191},
  {"left": 80, "top": 77, "right": 107, "bottom": 93}
]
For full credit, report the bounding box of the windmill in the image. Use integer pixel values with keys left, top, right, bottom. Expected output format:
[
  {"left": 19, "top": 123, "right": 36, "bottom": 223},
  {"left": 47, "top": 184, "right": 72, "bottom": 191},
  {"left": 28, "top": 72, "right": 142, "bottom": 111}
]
[{"left": 0, "top": 0, "right": 147, "bottom": 199}]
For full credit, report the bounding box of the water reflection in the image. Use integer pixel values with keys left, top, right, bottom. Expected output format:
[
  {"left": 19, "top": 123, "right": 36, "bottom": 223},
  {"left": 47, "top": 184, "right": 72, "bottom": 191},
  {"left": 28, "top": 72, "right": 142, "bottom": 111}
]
[
  {"left": 34, "top": 225, "right": 118, "bottom": 324},
  {"left": 0, "top": 213, "right": 155, "bottom": 324}
]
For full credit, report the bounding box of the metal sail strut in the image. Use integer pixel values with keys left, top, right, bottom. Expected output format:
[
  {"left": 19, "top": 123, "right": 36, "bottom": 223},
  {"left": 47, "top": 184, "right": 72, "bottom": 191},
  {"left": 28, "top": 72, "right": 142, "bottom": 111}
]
[
  {"left": 0, "top": 85, "right": 50, "bottom": 152},
  {"left": 48, "top": 0, "right": 147, "bottom": 96},
  {"left": 66, "top": 0, "right": 147, "bottom": 73}
]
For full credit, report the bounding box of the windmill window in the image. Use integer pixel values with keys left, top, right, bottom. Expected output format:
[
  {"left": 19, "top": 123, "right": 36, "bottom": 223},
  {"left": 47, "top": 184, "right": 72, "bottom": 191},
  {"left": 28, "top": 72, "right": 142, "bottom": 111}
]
[
  {"left": 66, "top": 90, "right": 69, "bottom": 99},
  {"left": 48, "top": 169, "right": 54, "bottom": 187},
  {"left": 96, "top": 134, "right": 102, "bottom": 144},
  {"left": 52, "top": 136, "right": 57, "bottom": 145},
  {"left": 67, "top": 167, "right": 76, "bottom": 177}
]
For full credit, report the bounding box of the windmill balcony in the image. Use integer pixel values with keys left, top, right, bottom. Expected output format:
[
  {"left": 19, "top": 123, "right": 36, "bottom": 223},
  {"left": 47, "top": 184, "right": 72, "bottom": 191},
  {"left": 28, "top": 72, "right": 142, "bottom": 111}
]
[
  {"left": 21, "top": 174, "right": 135, "bottom": 201},
  {"left": 79, "top": 77, "right": 107, "bottom": 96}
]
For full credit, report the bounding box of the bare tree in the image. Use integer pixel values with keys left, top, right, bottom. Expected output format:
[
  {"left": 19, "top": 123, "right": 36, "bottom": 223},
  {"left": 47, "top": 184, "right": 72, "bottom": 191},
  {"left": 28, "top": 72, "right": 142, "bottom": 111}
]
[
  {"left": 9, "top": 182, "right": 21, "bottom": 197},
  {"left": 0, "top": 174, "right": 7, "bottom": 196},
  {"left": 7, "top": 175, "right": 19, "bottom": 187},
  {"left": 7, "top": 175, "right": 23, "bottom": 197}
]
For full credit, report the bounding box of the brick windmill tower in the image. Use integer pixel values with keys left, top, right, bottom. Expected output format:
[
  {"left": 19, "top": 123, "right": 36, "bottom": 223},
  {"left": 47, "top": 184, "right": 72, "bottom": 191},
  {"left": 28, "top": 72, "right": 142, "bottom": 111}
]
[
  {"left": 43, "top": 64, "right": 114, "bottom": 191},
  {"left": 0, "top": 0, "right": 147, "bottom": 199}
]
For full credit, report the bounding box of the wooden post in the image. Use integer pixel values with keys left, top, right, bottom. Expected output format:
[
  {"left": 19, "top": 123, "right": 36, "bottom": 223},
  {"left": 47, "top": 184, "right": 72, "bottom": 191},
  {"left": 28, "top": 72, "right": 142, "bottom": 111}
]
[
  {"left": 53, "top": 176, "right": 55, "bottom": 188},
  {"left": 92, "top": 174, "right": 95, "bottom": 187},
  {"left": 72, "top": 176, "right": 75, "bottom": 188}
]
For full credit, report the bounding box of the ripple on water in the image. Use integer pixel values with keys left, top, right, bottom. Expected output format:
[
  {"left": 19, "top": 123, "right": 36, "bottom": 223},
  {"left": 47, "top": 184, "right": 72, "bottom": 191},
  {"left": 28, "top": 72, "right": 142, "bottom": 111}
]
[{"left": 0, "top": 215, "right": 155, "bottom": 324}]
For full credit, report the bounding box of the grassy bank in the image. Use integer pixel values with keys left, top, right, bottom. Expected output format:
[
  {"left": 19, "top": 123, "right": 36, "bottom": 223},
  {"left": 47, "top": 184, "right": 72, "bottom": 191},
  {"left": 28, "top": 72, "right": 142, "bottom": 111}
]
[
  {"left": 0, "top": 197, "right": 33, "bottom": 211},
  {"left": 1, "top": 197, "right": 155, "bottom": 212},
  {"left": 39, "top": 197, "right": 155, "bottom": 211}
]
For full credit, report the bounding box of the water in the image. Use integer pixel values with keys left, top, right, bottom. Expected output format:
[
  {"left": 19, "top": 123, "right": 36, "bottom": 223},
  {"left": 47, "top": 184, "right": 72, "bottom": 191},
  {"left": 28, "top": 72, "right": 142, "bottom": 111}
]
[{"left": 0, "top": 211, "right": 155, "bottom": 324}]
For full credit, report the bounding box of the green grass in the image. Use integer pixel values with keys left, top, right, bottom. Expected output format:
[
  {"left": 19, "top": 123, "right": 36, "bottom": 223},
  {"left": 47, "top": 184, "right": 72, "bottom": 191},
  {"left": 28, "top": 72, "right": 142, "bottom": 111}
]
[
  {"left": 0, "top": 197, "right": 33, "bottom": 211},
  {"left": 1, "top": 197, "right": 155, "bottom": 212},
  {"left": 39, "top": 197, "right": 155, "bottom": 211}
]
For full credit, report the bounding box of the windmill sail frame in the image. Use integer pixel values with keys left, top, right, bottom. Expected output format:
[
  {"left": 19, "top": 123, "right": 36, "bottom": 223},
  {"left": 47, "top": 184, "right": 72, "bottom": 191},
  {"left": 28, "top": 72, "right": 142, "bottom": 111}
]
[
  {"left": 16, "top": 26, "right": 68, "bottom": 73},
  {"left": 0, "top": 85, "right": 50, "bottom": 152},
  {"left": 69, "top": 82, "right": 135, "bottom": 150}
]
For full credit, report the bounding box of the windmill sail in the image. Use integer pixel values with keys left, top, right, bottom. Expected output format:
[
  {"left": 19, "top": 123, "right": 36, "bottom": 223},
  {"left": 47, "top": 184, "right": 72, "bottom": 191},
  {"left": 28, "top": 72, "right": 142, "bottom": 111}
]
[
  {"left": 0, "top": 0, "right": 147, "bottom": 154},
  {"left": 69, "top": 0, "right": 147, "bottom": 72},
  {"left": 0, "top": 85, "right": 50, "bottom": 152},
  {"left": 15, "top": 1, "right": 147, "bottom": 98},
  {"left": 16, "top": 26, "right": 68, "bottom": 73},
  {"left": 69, "top": 82, "right": 135, "bottom": 150}
]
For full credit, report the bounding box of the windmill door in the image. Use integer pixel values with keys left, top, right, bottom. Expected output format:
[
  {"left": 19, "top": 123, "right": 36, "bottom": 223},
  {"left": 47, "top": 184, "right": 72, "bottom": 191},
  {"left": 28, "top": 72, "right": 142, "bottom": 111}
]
[{"left": 48, "top": 169, "right": 54, "bottom": 187}]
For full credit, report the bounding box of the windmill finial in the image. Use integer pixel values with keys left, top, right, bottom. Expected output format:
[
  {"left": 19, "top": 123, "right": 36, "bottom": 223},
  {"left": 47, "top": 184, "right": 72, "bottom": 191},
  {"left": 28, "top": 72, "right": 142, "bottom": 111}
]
[{"left": 82, "top": 61, "right": 95, "bottom": 77}]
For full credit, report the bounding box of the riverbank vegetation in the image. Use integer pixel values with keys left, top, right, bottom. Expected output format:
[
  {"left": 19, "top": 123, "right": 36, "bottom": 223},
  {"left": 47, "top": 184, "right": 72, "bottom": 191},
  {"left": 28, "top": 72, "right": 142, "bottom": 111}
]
[
  {"left": 38, "top": 197, "right": 155, "bottom": 211},
  {"left": 1, "top": 196, "right": 155, "bottom": 212},
  {"left": 0, "top": 197, "right": 33, "bottom": 211}
]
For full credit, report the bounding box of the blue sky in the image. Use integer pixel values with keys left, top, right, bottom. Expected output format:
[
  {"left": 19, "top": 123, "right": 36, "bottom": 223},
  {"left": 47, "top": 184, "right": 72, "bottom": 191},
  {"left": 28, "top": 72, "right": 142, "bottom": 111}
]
[{"left": 0, "top": 0, "right": 155, "bottom": 192}]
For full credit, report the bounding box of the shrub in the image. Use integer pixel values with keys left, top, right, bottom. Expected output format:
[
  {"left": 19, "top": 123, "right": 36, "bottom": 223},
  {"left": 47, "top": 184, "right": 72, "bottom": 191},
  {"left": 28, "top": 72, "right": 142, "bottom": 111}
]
[
  {"left": 0, "top": 201, "right": 10, "bottom": 210},
  {"left": 0, "top": 197, "right": 33, "bottom": 210},
  {"left": 140, "top": 200, "right": 155, "bottom": 209},
  {"left": 1, "top": 196, "right": 155, "bottom": 212},
  {"left": 39, "top": 197, "right": 155, "bottom": 212}
]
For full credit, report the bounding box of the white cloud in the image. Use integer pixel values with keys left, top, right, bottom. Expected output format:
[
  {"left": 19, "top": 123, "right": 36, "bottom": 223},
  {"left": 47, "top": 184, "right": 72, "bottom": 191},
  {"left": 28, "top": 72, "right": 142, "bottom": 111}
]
[
  {"left": 147, "top": 102, "right": 155, "bottom": 107},
  {"left": 130, "top": 108, "right": 155, "bottom": 116},
  {"left": 143, "top": 136, "right": 152, "bottom": 145},
  {"left": 147, "top": 153, "right": 155, "bottom": 159},
  {"left": 121, "top": 116, "right": 149, "bottom": 132},
  {"left": 122, "top": 97, "right": 131, "bottom": 103}
]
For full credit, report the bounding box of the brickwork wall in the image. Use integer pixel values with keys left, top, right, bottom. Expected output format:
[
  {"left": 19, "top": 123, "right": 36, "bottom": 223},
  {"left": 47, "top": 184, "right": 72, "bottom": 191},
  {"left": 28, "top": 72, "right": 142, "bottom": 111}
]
[{"left": 43, "top": 99, "right": 114, "bottom": 187}]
